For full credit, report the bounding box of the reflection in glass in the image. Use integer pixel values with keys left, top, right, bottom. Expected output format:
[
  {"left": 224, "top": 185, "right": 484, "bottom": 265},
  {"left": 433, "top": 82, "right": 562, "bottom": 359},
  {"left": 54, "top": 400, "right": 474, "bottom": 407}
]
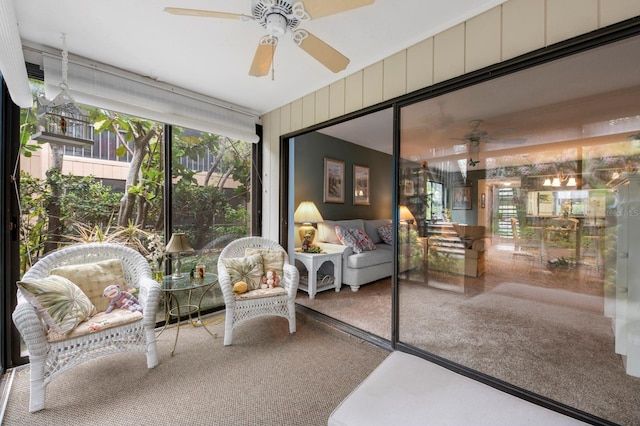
[{"left": 398, "top": 35, "right": 640, "bottom": 424}]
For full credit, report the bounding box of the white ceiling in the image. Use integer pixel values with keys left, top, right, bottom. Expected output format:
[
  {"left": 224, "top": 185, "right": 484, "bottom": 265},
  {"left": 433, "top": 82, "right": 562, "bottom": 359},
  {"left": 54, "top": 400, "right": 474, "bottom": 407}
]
[{"left": 14, "top": 0, "right": 506, "bottom": 116}]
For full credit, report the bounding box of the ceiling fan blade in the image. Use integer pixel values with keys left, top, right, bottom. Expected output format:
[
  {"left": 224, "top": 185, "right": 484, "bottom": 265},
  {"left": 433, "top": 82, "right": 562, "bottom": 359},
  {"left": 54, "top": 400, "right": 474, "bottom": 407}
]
[
  {"left": 249, "top": 38, "right": 277, "bottom": 77},
  {"left": 301, "top": 0, "right": 375, "bottom": 19},
  {"left": 295, "top": 31, "right": 349, "bottom": 73},
  {"left": 164, "top": 7, "right": 252, "bottom": 20}
]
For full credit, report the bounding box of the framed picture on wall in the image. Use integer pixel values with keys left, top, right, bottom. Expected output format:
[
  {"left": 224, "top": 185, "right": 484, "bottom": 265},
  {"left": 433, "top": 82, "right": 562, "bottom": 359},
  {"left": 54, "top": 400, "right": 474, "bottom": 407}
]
[
  {"left": 353, "top": 165, "right": 370, "bottom": 205},
  {"left": 404, "top": 179, "right": 414, "bottom": 196},
  {"left": 452, "top": 185, "right": 472, "bottom": 210},
  {"left": 324, "top": 158, "right": 345, "bottom": 203}
]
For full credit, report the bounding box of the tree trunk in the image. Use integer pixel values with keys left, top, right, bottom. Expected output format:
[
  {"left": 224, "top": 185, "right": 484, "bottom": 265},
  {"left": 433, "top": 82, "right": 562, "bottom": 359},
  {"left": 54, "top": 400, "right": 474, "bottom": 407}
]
[
  {"left": 204, "top": 137, "right": 228, "bottom": 186},
  {"left": 217, "top": 166, "right": 234, "bottom": 189},
  {"left": 117, "top": 129, "right": 156, "bottom": 227},
  {"left": 136, "top": 196, "right": 149, "bottom": 228},
  {"left": 43, "top": 145, "right": 64, "bottom": 254}
]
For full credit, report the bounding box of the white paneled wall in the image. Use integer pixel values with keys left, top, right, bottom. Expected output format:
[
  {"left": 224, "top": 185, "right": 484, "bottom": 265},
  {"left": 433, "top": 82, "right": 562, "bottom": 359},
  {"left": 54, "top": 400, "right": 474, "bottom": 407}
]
[{"left": 260, "top": 0, "right": 640, "bottom": 239}]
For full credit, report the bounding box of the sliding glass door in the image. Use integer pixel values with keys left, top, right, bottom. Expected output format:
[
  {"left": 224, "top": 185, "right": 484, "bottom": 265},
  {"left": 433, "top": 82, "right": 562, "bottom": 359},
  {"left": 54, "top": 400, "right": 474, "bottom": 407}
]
[{"left": 397, "top": 34, "right": 640, "bottom": 424}]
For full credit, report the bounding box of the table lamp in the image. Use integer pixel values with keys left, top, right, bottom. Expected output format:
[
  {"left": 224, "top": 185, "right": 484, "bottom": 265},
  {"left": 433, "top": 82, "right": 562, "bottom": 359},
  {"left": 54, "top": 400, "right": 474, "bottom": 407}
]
[
  {"left": 399, "top": 205, "right": 416, "bottom": 225},
  {"left": 294, "top": 201, "right": 324, "bottom": 247},
  {"left": 165, "top": 232, "right": 194, "bottom": 279}
]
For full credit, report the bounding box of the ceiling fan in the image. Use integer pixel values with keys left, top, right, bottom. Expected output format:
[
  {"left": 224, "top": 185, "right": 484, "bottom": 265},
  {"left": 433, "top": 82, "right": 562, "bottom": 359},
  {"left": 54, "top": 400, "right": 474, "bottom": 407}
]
[
  {"left": 452, "top": 119, "right": 527, "bottom": 152},
  {"left": 164, "top": 0, "right": 374, "bottom": 79}
]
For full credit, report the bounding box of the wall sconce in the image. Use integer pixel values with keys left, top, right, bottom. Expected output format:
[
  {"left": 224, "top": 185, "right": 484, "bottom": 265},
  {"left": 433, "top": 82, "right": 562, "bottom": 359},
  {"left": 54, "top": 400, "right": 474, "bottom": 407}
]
[
  {"left": 165, "top": 233, "right": 194, "bottom": 279},
  {"left": 608, "top": 160, "right": 636, "bottom": 188},
  {"left": 543, "top": 168, "right": 576, "bottom": 187},
  {"left": 294, "top": 201, "right": 324, "bottom": 248}
]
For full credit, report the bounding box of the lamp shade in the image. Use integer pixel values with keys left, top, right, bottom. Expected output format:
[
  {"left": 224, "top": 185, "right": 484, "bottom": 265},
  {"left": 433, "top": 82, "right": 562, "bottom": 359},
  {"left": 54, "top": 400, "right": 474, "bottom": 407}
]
[
  {"left": 165, "top": 233, "right": 193, "bottom": 279},
  {"left": 399, "top": 205, "right": 416, "bottom": 223},
  {"left": 165, "top": 233, "right": 194, "bottom": 254},
  {"left": 294, "top": 201, "right": 323, "bottom": 224}
]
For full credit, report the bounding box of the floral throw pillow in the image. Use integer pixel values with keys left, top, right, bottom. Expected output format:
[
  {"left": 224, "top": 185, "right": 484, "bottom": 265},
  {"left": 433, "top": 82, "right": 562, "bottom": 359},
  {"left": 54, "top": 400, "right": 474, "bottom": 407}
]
[
  {"left": 221, "top": 253, "right": 264, "bottom": 290},
  {"left": 335, "top": 225, "right": 376, "bottom": 253},
  {"left": 335, "top": 225, "right": 362, "bottom": 253},
  {"left": 350, "top": 228, "right": 377, "bottom": 252},
  {"left": 378, "top": 223, "right": 393, "bottom": 245},
  {"left": 18, "top": 275, "right": 97, "bottom": 335}
]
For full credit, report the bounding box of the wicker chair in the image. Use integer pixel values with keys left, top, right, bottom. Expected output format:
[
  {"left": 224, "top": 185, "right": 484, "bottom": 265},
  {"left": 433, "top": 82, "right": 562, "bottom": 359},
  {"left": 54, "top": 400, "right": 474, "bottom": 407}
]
[
  {"left": 12, "top": 243, "right": 161, "bottom": 412},
  {"left": 217, "top": 237, "right": 299, "bottom": 345}
]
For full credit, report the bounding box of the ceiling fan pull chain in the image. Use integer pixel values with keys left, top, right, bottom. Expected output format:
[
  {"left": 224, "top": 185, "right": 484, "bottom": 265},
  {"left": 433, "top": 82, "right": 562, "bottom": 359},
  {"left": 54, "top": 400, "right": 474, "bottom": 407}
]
[{"left": 271, "top": 41, "right": 275, "bottom": 81}]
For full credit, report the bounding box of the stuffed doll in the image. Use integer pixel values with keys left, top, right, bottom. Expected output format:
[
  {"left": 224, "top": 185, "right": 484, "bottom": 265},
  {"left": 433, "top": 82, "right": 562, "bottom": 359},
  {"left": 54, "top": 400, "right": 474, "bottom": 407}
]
[
  {"left": 103, "top": 284, "right": 143, "bottom": 313},
  {"left": 261, "top": 269, "right": 280, "bottom": 289}
]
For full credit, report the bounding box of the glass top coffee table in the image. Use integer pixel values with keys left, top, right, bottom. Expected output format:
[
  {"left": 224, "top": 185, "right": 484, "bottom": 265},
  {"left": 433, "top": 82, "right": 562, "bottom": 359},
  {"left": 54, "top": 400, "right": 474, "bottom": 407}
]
[{"left": 159, "top": 272, "right": 218, "bottom": 356}]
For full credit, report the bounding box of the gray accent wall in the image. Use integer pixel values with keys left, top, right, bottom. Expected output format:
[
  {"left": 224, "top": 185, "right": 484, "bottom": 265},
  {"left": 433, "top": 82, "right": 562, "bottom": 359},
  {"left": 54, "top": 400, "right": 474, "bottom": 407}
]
[{"left": 294, "top": 132, "right": 392, "bottom": 221}]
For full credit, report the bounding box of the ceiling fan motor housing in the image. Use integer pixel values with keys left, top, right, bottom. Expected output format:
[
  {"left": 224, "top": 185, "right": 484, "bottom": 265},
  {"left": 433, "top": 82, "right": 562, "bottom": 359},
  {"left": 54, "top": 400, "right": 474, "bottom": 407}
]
[
  {"left": 254, "top": 0, "right": 302, "bottom": 36},
  {"left": 266, "top": 13, "right": 288, "bottom": 36}
]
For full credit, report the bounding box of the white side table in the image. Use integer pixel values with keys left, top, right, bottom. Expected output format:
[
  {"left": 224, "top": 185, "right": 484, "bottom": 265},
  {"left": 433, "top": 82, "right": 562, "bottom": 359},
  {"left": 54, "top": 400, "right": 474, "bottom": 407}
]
[{"left": 294, "top": 251, "right": 342, "bottom": 299}]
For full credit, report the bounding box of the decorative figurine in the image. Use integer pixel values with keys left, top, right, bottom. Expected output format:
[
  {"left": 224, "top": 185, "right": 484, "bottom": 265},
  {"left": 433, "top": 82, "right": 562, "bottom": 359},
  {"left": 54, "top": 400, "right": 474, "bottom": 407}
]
[{"left": 302, "top": 233, "right": 312, "bottom": 252}]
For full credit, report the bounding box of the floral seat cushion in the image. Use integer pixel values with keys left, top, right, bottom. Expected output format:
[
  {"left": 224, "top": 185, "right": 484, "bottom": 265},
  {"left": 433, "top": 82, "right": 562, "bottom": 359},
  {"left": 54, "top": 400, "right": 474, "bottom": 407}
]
[{"left": 47, "top": 309, "right": 143, "bottom": 343}]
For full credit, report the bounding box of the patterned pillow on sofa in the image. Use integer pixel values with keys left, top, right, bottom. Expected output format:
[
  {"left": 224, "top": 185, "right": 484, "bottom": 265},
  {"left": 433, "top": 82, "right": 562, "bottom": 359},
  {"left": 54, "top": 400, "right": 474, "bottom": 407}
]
[
  {"left": 350, "top": 228, "right": 377, "bottom": 252},
  {"left": 378, "top": 223, "right": 393, "bottom": 245},
  {"left": 335, "top": 225, "right": 376, "bottom": 254}
]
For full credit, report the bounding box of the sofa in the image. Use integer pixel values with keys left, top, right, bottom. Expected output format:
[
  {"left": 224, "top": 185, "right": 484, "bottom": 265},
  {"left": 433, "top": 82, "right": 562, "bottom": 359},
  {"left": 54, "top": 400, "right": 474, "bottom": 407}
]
[{"left": 314, "top": 219, "right": 424, "bottom": 292}]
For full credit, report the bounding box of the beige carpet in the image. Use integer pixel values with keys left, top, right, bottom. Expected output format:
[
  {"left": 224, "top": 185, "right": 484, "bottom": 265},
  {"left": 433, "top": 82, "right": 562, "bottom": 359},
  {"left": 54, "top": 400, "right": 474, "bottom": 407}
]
[
  {"left": 297, "top": 277, "right": 640, "bottom": 425},
  {"left": 1, "top": 312, "right": 389, "bottom": 426}
]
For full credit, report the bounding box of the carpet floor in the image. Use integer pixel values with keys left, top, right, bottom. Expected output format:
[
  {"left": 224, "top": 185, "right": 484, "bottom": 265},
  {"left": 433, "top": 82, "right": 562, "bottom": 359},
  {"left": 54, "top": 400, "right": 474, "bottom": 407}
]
[
  {"left": 295, "top": 246, "right": 640, "bottom": 426},
  {"left": 1, "top": 313, "right": 389, "bottom": 426}
]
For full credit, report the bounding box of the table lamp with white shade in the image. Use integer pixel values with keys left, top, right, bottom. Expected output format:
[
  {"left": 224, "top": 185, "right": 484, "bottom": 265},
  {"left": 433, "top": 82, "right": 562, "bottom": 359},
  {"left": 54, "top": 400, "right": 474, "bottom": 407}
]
[
  {"left": 165, "top": 232, "right": 194, "bottom": 279},
  {"left": 294, "top": 201, "right": 324, "bottom": 249},
  {"left": 399, "top": 205, "right": 416, "bottom": 225}
]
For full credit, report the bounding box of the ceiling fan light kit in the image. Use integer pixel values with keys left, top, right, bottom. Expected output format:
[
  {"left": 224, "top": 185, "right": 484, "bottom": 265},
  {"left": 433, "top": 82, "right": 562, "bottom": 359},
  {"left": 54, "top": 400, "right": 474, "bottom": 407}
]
[{"left": 165, "top": 0, "right": 375, "bottom": 78}]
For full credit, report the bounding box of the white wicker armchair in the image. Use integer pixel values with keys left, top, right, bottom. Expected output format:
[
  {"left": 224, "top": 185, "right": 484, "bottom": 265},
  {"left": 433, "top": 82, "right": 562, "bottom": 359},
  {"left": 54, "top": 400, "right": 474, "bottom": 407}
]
[
  {"left": 12, "top": 243, "right": 161, "bottom": 412},
  {"left": 217, "top": 237, "right": 299, "bottom": 345}
]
